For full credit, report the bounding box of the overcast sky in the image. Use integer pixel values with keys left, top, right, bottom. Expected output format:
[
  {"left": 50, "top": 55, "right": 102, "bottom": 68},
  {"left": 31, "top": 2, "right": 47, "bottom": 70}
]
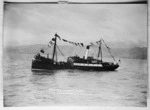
[{"left": 3, "top": 2, "right": 147, "bottom": 47}]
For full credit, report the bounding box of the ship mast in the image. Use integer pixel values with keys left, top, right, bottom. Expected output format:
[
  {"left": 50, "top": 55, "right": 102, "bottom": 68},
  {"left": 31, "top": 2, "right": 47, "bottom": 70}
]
[
  {"left": 52, "top": 36, "right": 57, "bottom": 61},
  {"left": 100, "top": 40, "right": 102, "bottom": 62},
  {"left": 97, "top": 39, "right": 102, "bottom": 62}
]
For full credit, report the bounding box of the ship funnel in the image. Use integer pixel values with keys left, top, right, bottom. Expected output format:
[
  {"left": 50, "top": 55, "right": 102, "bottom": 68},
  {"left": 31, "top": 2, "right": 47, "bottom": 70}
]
[{"left": 84, "top": 46, "right": 90, "bottom": 59}]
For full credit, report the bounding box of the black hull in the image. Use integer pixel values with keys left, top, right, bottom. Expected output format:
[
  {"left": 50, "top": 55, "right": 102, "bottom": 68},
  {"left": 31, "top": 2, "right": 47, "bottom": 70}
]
[
  {"left": 70, "top": 65, "right": 119, "bottom": 71},
  {"left": 32, "top": 59, "right": 119, "bottom": 71},
  {"left": 31, "top": 59, "right": 69, "bottom": 71}
]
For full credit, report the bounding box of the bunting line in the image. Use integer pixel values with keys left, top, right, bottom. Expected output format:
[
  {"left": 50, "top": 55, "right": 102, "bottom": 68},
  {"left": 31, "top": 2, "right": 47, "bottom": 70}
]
[
  {"left": 48, "top": 33, "right": 109, "bottom": 48},
  {"left": 41, "top": 33, "right": 116, "bottom": 62}
]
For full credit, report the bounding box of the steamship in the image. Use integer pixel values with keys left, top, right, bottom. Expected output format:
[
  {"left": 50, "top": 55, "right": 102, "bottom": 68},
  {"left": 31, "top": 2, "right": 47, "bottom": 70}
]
[{"left": 31, "top": 34, "right": 119, "bottom": 71}]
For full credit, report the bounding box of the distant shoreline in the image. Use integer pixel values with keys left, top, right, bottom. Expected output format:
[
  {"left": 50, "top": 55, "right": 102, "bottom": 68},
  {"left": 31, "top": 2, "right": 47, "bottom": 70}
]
[{"left": 3, "top": 52, "right": 147, "bottom": 60}]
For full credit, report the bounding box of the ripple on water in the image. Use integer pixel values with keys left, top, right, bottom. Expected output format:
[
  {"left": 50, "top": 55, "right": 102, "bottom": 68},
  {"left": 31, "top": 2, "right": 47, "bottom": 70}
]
[{"left": 3, "top": 53, "right": 148, "bottom": 107}]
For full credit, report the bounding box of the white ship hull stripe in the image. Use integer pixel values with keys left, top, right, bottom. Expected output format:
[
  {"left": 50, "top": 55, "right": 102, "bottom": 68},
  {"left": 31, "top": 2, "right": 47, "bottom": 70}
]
[{"left": 73, "top": 63, "right": 102, "bottom": 67}]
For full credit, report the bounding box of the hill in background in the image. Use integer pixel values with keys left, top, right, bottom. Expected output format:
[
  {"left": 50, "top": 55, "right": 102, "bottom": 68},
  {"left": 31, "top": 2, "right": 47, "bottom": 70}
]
[{"left": 4, "top": 44, "right": 147, "bottom": 59}]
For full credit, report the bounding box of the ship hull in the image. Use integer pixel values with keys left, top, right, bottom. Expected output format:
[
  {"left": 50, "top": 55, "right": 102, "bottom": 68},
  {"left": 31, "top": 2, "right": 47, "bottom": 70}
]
[
  {"left": 70, "top": 65, "right": 119, "bottom": 71},
  {"left": 31, "top": 58, "right": 69, "bottom": 71},
  {"left": 32, "top": 58, "right": 119, "bottom": 71},
  {"left": 69, "top": 63, "right": 119, "bottom": 71}
]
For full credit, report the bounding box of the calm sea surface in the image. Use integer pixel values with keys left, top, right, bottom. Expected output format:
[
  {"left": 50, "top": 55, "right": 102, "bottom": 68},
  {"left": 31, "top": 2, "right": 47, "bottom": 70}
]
[{"left": 3, "top": 53, "right": 148, "bottom": 107}]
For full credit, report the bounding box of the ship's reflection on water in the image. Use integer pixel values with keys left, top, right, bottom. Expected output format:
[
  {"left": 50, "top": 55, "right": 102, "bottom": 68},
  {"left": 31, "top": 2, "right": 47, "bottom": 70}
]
[
  {"left": 32, "top": 70, "right": 55, "bottom": 75},
  {"left": 31, "top": 69, "right": 116, "bottom": 76}
]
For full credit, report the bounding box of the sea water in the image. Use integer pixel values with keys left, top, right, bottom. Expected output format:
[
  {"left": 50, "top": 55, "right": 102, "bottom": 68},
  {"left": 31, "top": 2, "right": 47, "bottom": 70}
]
[{"left": 3, "top": 53, "right": 147, "bottom": 107}]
